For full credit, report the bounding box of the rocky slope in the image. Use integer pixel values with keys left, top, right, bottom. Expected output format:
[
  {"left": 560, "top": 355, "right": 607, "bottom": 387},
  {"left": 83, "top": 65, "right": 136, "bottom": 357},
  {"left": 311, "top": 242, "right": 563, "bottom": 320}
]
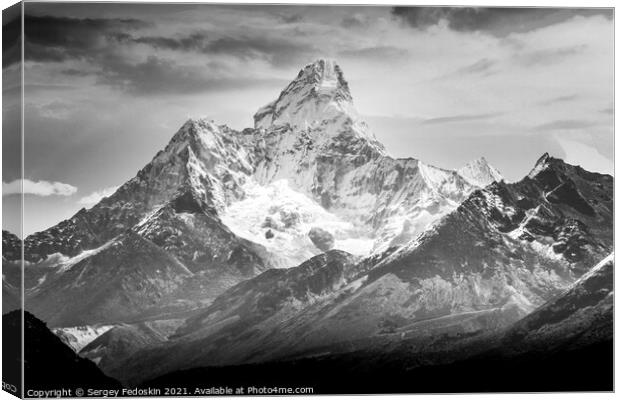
[
  {"left": 79, "top": 319, "right": 184, "bottom": 374},
  {"left": 501, "top": 252, "right": 613, "bottom": 353},
  {"left": 2, "top": 230, "right": 22, "bottom": 313},
  {"left": 26, "top": 231, "right": 194, "bottom": 326},
  {"left": 142, "top": 253, "right": 613, "bottom": 393}
]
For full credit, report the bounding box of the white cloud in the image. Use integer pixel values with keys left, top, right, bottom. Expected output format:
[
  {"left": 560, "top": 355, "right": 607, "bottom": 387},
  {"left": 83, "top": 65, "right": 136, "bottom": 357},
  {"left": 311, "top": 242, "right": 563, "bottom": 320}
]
[
  {"left": 555, "top": 135, "right": 613, "bottom": 176},
  {"left": 3, "top": 179, "right": 78, "bottom": 197},
  {"left": 78, "top": 186, "right": 119, "bottom": 206}
]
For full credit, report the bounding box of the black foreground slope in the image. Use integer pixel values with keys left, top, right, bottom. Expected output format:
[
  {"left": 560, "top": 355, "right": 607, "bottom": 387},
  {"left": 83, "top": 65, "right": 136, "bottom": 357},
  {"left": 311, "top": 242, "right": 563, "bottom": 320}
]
[
  {"left": 3, "top": 311, "right": 122, "bottom": 391},
  {"left": 142, "top": 340, "right": 612, "bottom": 393}
]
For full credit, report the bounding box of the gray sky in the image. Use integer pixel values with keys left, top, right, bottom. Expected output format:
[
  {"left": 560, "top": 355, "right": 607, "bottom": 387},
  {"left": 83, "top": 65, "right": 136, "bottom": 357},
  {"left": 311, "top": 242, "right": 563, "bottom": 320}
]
[{"left": 2, "top": 4, "right": 613, "bottom": 236}]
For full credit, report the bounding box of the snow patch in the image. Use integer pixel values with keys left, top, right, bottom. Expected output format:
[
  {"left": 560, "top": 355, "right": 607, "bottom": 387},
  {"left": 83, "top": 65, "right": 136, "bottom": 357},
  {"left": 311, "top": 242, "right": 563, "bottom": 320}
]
[
  {"left": 53, "top": 325, "right": 115, "bottom": 352},
  {"left": 221, "top": 179, "right": 374, "bottom": 267}
]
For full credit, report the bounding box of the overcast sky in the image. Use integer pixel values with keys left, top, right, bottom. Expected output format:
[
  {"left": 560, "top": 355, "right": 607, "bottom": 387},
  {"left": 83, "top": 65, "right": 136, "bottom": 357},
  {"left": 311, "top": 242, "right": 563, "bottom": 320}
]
[{"left": 1, "top": 4, "right": 613, "bottom": 237}]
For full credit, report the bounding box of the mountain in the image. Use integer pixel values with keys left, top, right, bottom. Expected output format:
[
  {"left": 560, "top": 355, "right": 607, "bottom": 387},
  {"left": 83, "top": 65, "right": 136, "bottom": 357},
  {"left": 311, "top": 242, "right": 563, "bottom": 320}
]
[
  {"left": 2, "top": 230, "right": 20, "bottom": 261},
  {"left": 104, "top": 250, "right": 369, "bottom": 383},
  {"left": 2, "top": 230, "right": 21, "bottom": 313},
  {"left": 242, "top": 59, "right": 502, "bottom": 254},
  {"left": 458, "top": 157, "right": 503, "bottom": 187},
  {"left": 8, "top": 58, "right": 612, "bottom": 392},
  {"left": 502, "top": 252, "right": 613, "bottom": 353},
  {"left": 54, "top": 324, "right": 116, "bottom": 352},
  {"left": 143, "top": 254, "right": 613, "bottom": 393},
  {"left": 79, "top": 319, "right": 184, "bottom": 374},
  {"left": 106, "top": 151, "right": 611, "bottom": 386},
  {"left": 18, "top": 123, "right": 274, "bottom": 325},
  {"left": 16, "top": 59, "right": 504, "bottom": 329},
  {"left": 3, "top": 311, "right": 122, "bottom": 391},
  {"left": 26, "top": 231, "right": 194, "bottom": 326}
]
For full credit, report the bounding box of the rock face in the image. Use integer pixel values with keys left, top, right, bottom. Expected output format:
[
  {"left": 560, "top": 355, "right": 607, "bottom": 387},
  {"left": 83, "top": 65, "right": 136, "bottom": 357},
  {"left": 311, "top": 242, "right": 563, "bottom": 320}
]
[
  {"left": 502, "top": 253, "right": 613, "bottom": 353},
  {"left": 308, "top": 227, "right": 335, "bottom": 252}
]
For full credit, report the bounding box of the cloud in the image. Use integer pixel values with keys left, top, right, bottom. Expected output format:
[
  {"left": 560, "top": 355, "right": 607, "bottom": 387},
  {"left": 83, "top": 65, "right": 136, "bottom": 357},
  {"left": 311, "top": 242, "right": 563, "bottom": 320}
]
[
  {"left": 78, "top": 186, "right": 118, "bottom": 206},
  {"left": 97, "top": 55, "right": 286, "bottom": 95},
  {"left": 111, "top": 31, "right": 316, "bottom": 66},
  {"left": 28, "top": 101, "right": 75, "bottom": 120},
  {"left": 539, "top": 94, "right": 579, "bottom": 106},
  {"left": 339, "top": 46, "right": 409, "bottom": 61},
  {"left": 14, "top": 14, "right": 316, "bottom": 94},
  {"left": 453, "top": 58, "right": 496, "bottom": 76},
  {"left": 391, "top": 7, "right": 612, "bottom": 36},
  {"left": 3, "top": 179, "right": 77, "bottom": 196},
  {"left": 2, "top": 13, "right": 21, "bottom": 67},
  {"left": 15, "top": 15, "right": 148, "bottom": 66},
  {"left": 533, "top": 119, "right": 597, "bottom": 131},
  {"left": 341, "top": 14, "right": 369, "bottom": 28},
  {"left": 204, "top": 36, "right": 315, "bottom": 66},
  {"left": 114, "top": 31, "right": 208, "bottom": 52},
  {"left": 423, "top": 112, "right": 502, "bottom": 125},
  {"left": 514, "top": 44, "right": 587, "bottom": 67},
  {"left": 279, "top": 13, "right": 303, "bottom": 24},
  {"left": 555, "top": 135, "right": 612, "bottom": 175},
  {"left": 600, "top": 107, "right": 614, "bottom": 115}
]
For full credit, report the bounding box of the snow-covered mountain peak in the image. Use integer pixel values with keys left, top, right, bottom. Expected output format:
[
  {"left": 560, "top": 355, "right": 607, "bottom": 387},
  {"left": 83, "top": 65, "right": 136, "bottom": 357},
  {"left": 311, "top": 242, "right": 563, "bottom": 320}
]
[
  {"left": 166, "top": 118, "right": 225, "bottom": 149},
  {"left": 253, "top": 59, "right": 358, "bottom": 130},
  {"left": 291, "top": 58, "right": 350, "bottom": 99},
  {"left": 458, "top": 157, "right": 504, "bottom": 187},
  {"left": 528, "top": 152, "right": 552, "bottom": 178}
]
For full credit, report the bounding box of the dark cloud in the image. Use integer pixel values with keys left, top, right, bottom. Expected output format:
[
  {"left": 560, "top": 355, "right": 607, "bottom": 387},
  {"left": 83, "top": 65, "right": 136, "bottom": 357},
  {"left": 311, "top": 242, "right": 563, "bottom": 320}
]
[
  {"left": 391, "top": 7, "right": 612, "bottom": 36},
  {"left": 97, "top": 55, "right": 285, "bottom": 95},
  {"left": 3, "top": 6, "right": 22, "bottom": 68},
  {"left": 423, "top": 112, "right": 502, "bottom": 125},
  {"left": 20, "top": 15, "right": 148, "bottom": 64},
  {"left": 111, "top": 31, "right": 316, "bottom": 66},
  {"left": 534, "top": 119, "right": 597, "bottom": 131},
  {"left": 14, "top": 14, "right": 311, "bottom": 93},
  {"left": 454, "top": 58, "right": 496, "bottom": 76},
  {"left": 198, "top": 36, "right": 315, "bottom": 66},
  {"left": 114, "top": 31, "right": 208, "bottom": 52},
  {"left": 339, "top": 46, "right": 409, "bottom": 61}
]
